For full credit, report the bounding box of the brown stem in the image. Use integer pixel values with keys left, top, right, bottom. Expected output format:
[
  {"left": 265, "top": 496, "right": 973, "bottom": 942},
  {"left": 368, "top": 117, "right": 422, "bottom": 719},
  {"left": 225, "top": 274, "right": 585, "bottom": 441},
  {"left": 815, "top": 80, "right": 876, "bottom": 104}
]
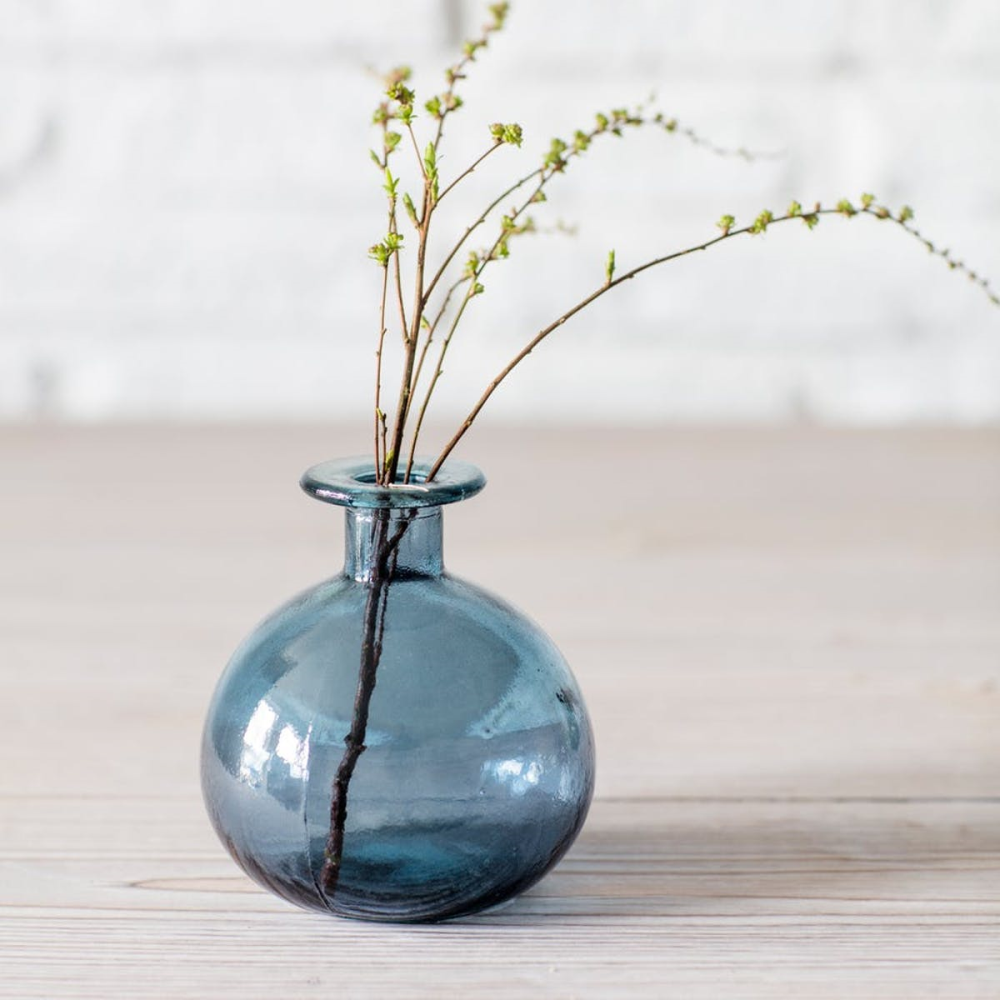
[
  {"left": 406, "top": 123, "right": 426, "bottom": 180},
  {"left": 401, "top": 336, "right": 439, "bottom": 483},
  {"left": 385, "top": 183, "right": 432, "bottom": 482},
  {"left": 436, "top": 142, "right": 502, "bottom": 204},
  {"left": 373, "top": 267, "right": 389, "bottom": 476},
  {"left": 407, "top": 178, "right": 548, "bottom": 467},
  {"left": 391, "top": 227, "right": 408, "bottom": 342},
  {"left": 320, "top": 510, "right": 414, "bottom": 899},
  {"left": 401, "top": 276, "right": 470, "bottom": 482},
  {"left": 405, "top": 285, "right": 476, "bottom": 479},
  {"left": 422, "top": 165, "right": 543, "bottom": 307},
  {"left": 421, "top": 106, "right": 767, "bottom": 310}
]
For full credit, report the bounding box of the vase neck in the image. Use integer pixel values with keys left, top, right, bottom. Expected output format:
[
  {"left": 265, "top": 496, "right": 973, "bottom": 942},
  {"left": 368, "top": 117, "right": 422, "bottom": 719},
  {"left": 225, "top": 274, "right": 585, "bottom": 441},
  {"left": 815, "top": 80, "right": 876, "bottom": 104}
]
[{"left": 344, "top": 507, "right": 444, "bottom": 582}]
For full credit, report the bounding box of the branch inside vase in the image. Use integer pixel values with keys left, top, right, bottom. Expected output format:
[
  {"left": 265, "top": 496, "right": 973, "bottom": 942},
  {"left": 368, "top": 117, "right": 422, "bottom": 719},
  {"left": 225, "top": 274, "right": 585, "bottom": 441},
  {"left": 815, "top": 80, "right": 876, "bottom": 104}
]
[{"left": 320, "top": 509, "right": 414, "bottom": 899}]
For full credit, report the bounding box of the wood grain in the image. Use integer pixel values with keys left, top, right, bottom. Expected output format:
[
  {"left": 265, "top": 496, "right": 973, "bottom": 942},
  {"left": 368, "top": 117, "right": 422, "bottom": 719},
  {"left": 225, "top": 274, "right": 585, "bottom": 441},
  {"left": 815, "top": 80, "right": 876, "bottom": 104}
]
[{"left": 1, "top": 425, "right": 998, "bottom": 998}]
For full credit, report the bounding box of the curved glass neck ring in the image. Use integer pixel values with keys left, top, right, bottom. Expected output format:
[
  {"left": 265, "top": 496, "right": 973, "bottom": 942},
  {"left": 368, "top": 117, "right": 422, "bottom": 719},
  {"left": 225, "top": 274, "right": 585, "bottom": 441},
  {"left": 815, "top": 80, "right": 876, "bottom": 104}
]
[{"left": 300, "top": 456, "right": 487, "bottom": 584}]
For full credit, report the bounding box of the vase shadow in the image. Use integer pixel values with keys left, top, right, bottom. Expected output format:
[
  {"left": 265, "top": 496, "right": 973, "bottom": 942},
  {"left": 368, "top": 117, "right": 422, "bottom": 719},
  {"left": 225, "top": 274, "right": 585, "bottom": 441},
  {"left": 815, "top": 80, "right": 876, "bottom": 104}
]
[{"left": 465, "top": 791, "right": 999, "bottom": 923}]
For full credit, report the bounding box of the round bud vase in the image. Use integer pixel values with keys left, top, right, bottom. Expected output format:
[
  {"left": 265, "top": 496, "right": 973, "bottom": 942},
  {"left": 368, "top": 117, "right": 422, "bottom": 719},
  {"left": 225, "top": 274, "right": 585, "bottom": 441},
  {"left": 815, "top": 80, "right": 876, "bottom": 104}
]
[{"left": 201, "top": 457, "right": 595, "bottom": 922}]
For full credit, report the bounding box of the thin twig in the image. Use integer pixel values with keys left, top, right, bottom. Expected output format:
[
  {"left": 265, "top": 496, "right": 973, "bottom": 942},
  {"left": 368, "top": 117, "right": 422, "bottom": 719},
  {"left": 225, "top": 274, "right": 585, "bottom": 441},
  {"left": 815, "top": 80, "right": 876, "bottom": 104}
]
[
  {"left": 421, "top": 109, "right": 772, "bottom": 308},
  {"left": 426, "top": 204, "right": 996, "bottom": 479},
  {"left": 422, "top": 165, "right": 543, "bottom": 306},
  {"left": 372, "top": 265, "right": 389, "bottom": 475},
  {"left": 406, "top": 177, "right": 546, "bottom": 464},
  {"left": 384, "top": 187, "right": 431, "bottom": 483},
  {"left": 391, "top": 236, "right": 408, "bottom": 343},
  {"left": 406, "top": 122, "right": 426, "bottom": 179},
  {"left": 437, "top": 142, "right": 502, "bottom": 203}
]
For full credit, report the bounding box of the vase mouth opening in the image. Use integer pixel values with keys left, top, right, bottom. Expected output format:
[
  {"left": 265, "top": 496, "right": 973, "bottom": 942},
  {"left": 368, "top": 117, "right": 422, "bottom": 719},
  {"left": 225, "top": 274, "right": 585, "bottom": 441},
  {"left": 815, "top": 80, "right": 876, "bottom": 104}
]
[{"left": 300, "top": 456, "right": 486, "bottom": 509}]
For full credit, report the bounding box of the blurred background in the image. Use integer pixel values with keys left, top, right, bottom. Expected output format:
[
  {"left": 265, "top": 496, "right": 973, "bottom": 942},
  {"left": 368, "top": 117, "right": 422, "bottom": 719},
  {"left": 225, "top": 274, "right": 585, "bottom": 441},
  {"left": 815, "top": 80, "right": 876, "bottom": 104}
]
[{"left": 2, "top": 0, "right": 998, "bottom": 429}]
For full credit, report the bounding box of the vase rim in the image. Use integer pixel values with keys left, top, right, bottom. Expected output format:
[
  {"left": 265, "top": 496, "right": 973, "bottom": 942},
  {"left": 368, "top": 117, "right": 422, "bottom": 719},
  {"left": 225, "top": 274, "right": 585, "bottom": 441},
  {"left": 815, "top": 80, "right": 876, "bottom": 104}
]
[{"left": 300, "top": 456, "right": 486, "bottom": 509}]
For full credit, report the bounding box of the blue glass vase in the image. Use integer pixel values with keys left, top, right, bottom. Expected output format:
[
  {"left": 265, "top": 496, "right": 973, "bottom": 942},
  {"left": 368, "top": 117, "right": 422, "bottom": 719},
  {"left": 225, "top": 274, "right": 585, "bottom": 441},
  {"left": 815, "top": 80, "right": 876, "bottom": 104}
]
[{"left": 201, "top": 457, "right": 595, "bottom": 922}]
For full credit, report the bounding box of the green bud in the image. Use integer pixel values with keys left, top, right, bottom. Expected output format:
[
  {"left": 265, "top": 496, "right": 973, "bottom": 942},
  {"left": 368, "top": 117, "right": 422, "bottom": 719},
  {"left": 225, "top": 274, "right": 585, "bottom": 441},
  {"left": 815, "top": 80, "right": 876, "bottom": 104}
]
[
  {"left": 490, "top": 122, "right": 523, "bottom": 146},
  {"left": 488, "top": 2, "right": 509, "bottom": 28},
  {"left": 717, "top": 214, "right": 735, "bottom": 235},
  {"left": 386, "top": 82, "right": 415, "bottom": 107},
  {"left": 749, "top": 210, "right": 774, "bottom": 235},
  {"left": 605, "top": 249, "right": 616, "bottom": 284},
  {"left": 787, "top": 201, "right": 802, "bottom": 217},
  {"left": 898, "top": 205, "right": 914, "bottom": 223},
  {"left": 860, "top": 192, "right": 875, "bottom": 209},
  {"left": 836, "top": 199, "right": 856, "bottom": 217},
  {"left": 402, "top": 192, "right": 418, "bottom": 226},
  {"left": 543, "top": 136, "right": 569, "bottom": 170}
]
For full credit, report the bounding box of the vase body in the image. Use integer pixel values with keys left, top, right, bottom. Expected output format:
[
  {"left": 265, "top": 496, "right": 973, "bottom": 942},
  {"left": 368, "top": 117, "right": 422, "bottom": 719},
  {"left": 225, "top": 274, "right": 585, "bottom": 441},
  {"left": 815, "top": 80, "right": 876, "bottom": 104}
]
[{"left": 201, "top": 458, "right": 595, "bottom": 922}]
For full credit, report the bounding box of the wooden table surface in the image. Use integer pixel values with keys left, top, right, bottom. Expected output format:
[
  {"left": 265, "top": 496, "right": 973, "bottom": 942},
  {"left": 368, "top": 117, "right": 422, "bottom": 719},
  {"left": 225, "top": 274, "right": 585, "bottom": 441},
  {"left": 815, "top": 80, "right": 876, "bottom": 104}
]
[{"left": 2, "top": 425, "right": 998, "bottom": 998}]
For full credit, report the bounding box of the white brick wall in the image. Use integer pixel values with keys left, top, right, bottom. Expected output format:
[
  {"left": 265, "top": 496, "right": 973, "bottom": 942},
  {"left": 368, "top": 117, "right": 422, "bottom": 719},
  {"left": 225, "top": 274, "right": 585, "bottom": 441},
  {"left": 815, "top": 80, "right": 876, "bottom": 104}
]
[{"left": 1, "top": 0, "right": 998, "bottom": 423}]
